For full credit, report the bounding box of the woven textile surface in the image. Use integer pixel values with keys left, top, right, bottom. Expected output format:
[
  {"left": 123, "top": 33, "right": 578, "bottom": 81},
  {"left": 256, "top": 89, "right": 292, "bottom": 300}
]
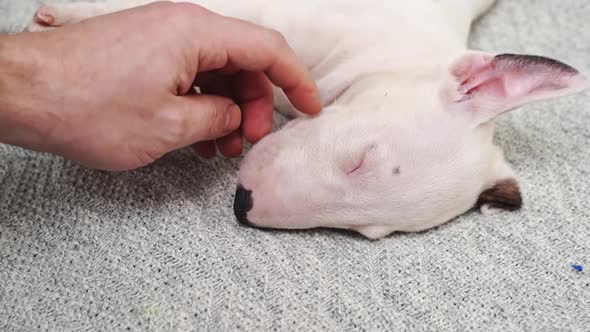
[{"left": 1, "top": 0, "right": 589, "bottom": 331}]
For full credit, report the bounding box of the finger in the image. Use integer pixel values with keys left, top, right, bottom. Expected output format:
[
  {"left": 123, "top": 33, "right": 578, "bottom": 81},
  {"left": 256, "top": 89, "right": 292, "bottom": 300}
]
[
  {"left": 192, "top": 141, "right": 217, "bottom": 159},
  {"left": 166, "top": 94, "right": 241, "bottom": 150},
  {"left": 194, "top": 71, "right": 275, "bottom": 143},
  {"left": 233, "top": 71, "right": 274, "bottom": 143},
  {"left": 196, "top": 17, "right": 322, "bottom": 115},
  {"left": 216, "top": 130, "right": 243, "bottom": 158}
]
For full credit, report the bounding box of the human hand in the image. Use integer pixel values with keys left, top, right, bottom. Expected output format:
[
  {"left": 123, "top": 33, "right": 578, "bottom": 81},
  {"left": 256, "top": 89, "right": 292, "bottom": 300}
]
[{"left": 0, "top": 1, "right": 321, "bottom": 171}]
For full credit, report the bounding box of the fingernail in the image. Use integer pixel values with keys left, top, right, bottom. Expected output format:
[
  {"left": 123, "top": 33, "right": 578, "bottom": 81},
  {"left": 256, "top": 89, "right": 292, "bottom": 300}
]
[{"left": 225, "top": 104, "right": 241, "bottom": 132}]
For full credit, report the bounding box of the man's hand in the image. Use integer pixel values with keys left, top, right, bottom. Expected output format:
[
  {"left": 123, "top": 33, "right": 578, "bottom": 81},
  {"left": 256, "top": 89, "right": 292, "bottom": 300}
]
[{"left": 0, "top": 1, "right": 321, "bottom": 171}]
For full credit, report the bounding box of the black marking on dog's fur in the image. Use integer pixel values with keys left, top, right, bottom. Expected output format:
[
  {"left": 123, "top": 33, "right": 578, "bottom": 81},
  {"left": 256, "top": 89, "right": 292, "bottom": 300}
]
[
  {"left": 476, "top": 178, "right": 522, "bottom": 211},
  {"left": 234, "top": 185, "right": 255, "bottom": 227},
  {"left": 494, "top": 54, "right": 579, "bottom": 75},
  {"left": 392, "top": 166, "right": 401, "bottom": 175}
]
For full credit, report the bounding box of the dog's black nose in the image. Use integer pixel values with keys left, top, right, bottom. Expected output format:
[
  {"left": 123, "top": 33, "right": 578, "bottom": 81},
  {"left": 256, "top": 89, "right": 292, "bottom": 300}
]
[{"left": 233, "top": 185, "right": 254, "bottom": 227}]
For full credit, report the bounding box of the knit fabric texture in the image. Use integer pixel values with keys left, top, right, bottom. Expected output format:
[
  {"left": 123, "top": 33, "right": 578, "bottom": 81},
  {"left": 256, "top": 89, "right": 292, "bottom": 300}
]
[{"left": 1, "top": 0, "right": 589, "bottom": 331}]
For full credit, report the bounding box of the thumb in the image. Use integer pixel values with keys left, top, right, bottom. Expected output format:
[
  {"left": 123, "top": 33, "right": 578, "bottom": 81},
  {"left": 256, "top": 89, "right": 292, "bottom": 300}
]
[{"left": 166, "top": 94, "right": 242, "bottom": 149}]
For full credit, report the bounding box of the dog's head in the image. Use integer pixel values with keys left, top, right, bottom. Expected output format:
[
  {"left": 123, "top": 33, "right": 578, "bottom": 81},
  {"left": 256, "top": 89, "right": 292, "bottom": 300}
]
[{"left": 234, "top": 52, "right": 589, "bottom": 238}]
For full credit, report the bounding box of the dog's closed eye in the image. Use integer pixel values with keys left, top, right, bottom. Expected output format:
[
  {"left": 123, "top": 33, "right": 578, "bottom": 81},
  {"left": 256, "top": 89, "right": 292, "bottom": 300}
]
[
  {"left": 347, "top": 159, "right": 364, "bottom": 175},
  {"left": 345, "top": 144, "right": 377, "bottom": 175}
]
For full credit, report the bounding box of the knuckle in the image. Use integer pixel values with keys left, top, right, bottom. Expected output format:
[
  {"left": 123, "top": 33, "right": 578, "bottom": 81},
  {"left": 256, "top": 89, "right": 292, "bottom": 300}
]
[
  {"left": 152, "top": 1, "right": 209, "bottom": 23},
  {"left": 149, "top": 1, "right": 176, "bottom": 11},
  {"left": 176, "top": 2, "right": 207, "bottom": 14},
  {"left": 266, "top": 28, "right": 289, "bottom": 47},
  {"left": 173, "top": 2, "right": 210, "bottom": 19},
  {"left": 158, "top": 108, "right": 188, "bottom": 144}
]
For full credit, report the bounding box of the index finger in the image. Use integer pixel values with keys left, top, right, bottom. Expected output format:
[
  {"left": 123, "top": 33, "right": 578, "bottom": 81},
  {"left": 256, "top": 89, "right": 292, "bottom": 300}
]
[{"left": 195, "top": 13, "right": 322, "bottom": 115}]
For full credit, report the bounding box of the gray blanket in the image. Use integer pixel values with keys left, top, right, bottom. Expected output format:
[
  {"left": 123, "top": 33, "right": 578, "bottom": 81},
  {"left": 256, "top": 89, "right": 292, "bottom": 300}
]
[{"left": 1, "top": 0, "right": 589, "bottom": 331}]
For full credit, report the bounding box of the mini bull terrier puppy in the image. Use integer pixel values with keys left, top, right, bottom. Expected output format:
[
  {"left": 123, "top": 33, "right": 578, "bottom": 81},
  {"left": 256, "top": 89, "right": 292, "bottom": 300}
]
[{"left": 26, "top": 0, "right": 590, "bottom": 239}]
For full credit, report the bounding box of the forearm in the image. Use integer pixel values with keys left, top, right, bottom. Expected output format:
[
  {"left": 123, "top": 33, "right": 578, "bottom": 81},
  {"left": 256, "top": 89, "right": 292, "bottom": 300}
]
[{"left": 0, "top": 33, "right": 52, "bottom": 151}]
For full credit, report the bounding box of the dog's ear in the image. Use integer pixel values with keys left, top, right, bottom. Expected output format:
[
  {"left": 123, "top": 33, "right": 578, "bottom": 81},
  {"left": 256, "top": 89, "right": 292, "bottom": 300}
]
[
  {"left": 448, "top": 52, "right": 590, "bottom": 125},
  {"left": 476, "top": 178, "right": 522, "bottom": 213}
]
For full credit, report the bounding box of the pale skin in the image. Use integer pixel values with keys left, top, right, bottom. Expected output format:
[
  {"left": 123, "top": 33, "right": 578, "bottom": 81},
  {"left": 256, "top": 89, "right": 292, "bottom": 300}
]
[{"left": 0, "top": 1, "right": 321, "bottom": 171}]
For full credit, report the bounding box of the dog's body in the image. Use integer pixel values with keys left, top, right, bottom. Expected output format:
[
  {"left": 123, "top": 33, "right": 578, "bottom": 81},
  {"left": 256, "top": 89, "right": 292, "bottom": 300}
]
[
  {"left": 27, "top": 0, "right": 590, "bottom": 238},
  {"left": 27, "top": 0, "right": 494, "bottom": 114},
  {"left": 205, "top": 0, "right": 494, "bottom": 117}
]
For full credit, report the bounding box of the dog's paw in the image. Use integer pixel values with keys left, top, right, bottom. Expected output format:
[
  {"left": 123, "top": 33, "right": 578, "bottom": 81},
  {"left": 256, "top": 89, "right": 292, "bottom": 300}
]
[
  {"left": 24, "top": 5, "right": 59, "bottom": 32},
  {"left": 479, "top": 204, "right": 503, "bottom": 216},
  {"left": 24, "top": 3, "right": 97, "bottom": 32}
]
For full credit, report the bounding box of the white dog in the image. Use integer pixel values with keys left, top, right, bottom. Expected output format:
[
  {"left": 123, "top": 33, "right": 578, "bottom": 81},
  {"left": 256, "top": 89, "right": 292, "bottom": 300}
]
[{"left": 26, "top": 0, "right": 590, "bottom": 239}]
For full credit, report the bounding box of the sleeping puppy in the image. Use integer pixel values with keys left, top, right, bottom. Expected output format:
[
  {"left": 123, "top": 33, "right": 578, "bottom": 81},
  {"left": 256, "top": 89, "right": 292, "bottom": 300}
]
[{"left": 26, "top": 0, "right": 590, "bottom": 238}]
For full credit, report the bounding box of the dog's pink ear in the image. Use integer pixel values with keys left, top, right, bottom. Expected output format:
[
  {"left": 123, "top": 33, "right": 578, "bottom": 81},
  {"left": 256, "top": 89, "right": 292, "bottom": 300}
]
[{"left": 449, "top": 52, "right": 590, "bottom": 124}]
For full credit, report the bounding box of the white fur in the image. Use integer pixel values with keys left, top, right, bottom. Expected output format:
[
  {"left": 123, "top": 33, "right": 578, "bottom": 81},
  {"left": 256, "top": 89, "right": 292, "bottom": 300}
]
[{"left": 26, "top": 0, "right": 590, "bottom": 239}]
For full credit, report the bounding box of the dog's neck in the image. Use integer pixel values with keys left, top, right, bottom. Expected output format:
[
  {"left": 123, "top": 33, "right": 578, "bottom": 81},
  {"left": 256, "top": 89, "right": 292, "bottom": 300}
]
[{"left": 324, "top": 51, "right": 466, "bottom": 113}]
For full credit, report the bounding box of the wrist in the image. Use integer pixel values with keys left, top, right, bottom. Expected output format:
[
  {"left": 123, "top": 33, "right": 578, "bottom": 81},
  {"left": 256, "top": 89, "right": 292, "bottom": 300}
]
[{"left": 0, "top": 33, "right": 52, "bottom": 151}]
